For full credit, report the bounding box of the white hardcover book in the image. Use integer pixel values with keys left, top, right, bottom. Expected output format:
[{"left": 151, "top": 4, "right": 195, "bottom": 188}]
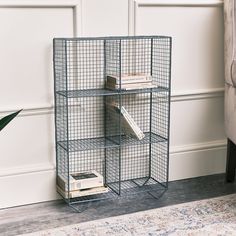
[
  {"left": 122, "top": 83, "right": 155, "bottom": 90},
  {"left": 121, "top": 107, "right": 145, "bottom": 140},
  {"left": 107, "top": 73, "right": 152, "bottom": 83},
  {"left": 106, "top": 81, "right": 154, "bottom": 90},
  {"left": 57, "top": 185, "right": 109, "bottom": 199},
  {"left": 111, "top": 104, "right": 145, "bottom": 140},
  {"left": 107, "top": 74, "right": 152, "bottom": 85},
  {"left": 57, "top": 170, "right": 104, "bottom": 191},
  {"left": 122, "top": 118, "right": 145, "bottom": 140},
  {"left": 57, "top": 175, "right": 77, "bottom": 192}
]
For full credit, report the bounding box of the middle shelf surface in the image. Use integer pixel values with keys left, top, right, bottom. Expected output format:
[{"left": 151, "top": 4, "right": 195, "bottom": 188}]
[
  {"left": 57, "top": 132, "right": 167, "bottom": 152},
  {"left": 56, "top": 87, "right": 169, "bottom": 98}
]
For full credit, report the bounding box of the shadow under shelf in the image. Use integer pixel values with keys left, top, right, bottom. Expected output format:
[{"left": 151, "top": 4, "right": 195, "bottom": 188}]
[{"left": 57, "top": 132, "right": 167, "bottom": 152}]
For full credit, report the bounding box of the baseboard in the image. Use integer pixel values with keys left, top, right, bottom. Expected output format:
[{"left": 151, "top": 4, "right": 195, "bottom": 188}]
[
  {"left": 169, "top": 144, "right": 227, "bottom": 181},
  {"left": 0, "top": 170, "right": 58, "bottom": 209},
  {"left": 0, "top": 140, "right": 227, "bottom": 209}
]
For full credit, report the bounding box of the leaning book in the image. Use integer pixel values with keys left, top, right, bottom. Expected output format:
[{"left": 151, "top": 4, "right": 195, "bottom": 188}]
[{"left": 110, "top": 103, "right": 145, "bottom": 140}]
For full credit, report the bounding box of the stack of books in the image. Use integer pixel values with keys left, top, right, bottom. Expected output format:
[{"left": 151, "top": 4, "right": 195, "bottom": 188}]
[
  {"left": 110, "top": 103, "right": 145, "bottom": 140},
  {"left": 106, "top": 73, "right": 154, "bottom": 90},
  {"left": 57, "top": 170, "right": 109, "bottom": 198}
]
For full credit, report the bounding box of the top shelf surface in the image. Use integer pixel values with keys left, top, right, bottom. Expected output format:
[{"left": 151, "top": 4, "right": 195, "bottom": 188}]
[
  {"left": 54, "top": 35, "right": 172, "bottom": 41},
  {"left": 56, "top": 87, "right": 169, "bottom": 98}
]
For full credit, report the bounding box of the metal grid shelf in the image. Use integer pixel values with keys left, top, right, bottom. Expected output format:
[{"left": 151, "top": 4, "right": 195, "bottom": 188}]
[
  {"left": 67, "top": 189, "right": 119, "bottom": 205},
  {"left": 109, "top": 132, "right": 167, "bottom": 147},
  {"left": 56, "top": 87, "right": 169, "bottom": 98},
  {"left": 57, "top": 137, "right": 119, "bottom": 152},
  {"left": 57, "top": 132, "right": 167, "bottom": 152},
  {"left": 109, "top": 177, "right": 166, "bottom": 194},
  {"left": 54, "top": 36, "right": 171, "bottom": 211},
  {"left": 68, "top": 177, "right": 166, "bottom": 207}
]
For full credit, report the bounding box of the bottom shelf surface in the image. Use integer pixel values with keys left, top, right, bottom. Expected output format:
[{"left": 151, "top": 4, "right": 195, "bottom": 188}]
[{"left": 61, "top": 177, "right": 167, "bottom": 206}]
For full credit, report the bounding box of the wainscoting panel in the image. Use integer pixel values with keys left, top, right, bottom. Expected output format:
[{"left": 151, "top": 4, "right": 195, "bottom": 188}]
[
  {"left": 82, "top": 0, "right": 129, "bottom": 36},
  {"left": 170, "top": 96, "right": 226, "bottom": 147},
  {"left": 133, "top": 0, "right": 224, "bottom": 93},
  {"left": 0, "top": 1, "right": 78, "bottom": 209},
  {"left": 0, "top": 114, "right": 54, "bottom": 170},
  {"left": 0, "top": 6, "right": 74, "bottom": 109},
  {"left": 0, "top": 170, "right": 57, "bottom": 209},
  {"left": 169, "top": 143, "right": 226, "bottom": 181},
  {"left": 131, "top": 0, "right": 226, "bottom": 180}
]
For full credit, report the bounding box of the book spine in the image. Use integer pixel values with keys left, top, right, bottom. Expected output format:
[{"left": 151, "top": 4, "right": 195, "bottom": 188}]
[
  {"left": 57, "top": 186, "right": 109, "bottom": 198},
  {"left": 107, "top": 77, "right": 152, "bottom": 85},
  {"left": 106, "top": 82, "right": 154, "bottom": 90}
]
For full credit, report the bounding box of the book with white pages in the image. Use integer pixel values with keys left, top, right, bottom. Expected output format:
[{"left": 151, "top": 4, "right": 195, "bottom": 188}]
[
  {"left": 110, "top": 103, "right": 145, "bottom": 140},
  {"left": 57, "top": 185, "right": 109, "bottom": 199},
  {"left": 106, "top": 73, "right": 155, "bottom": 90},
  {"left": 57, "top": 170, "right": 104, "bottom": 191},
  {"left": 107, "top": 73, "right": 152, "bottom": 84},
  {"left": 106, "top": 81, "right": 155, "bottom": 90}
]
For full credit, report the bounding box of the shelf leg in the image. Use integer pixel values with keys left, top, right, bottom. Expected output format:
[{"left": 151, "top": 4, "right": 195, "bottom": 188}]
[{"left": 226, "top": 138, "right": 236, "bottom": 182}]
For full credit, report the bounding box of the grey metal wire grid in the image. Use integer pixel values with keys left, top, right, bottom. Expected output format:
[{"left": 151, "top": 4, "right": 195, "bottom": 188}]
[{"left": 53, "top": 36, "right": 172, "bottom": 211}]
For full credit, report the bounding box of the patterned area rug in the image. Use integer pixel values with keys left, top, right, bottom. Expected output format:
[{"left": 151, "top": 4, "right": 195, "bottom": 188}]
[{"left": 21, "top": 194, "right": 236, "bottom": 236}]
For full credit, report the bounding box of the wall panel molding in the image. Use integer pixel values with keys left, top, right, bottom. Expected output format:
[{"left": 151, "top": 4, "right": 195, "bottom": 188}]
[
  {"left": 0, "top": 87, "right": 224, "bottom": 117},
  {"left": 128, "top": 0, "right": 136, "bottom": 35},
  {"left": 0, "top": 0, "right": 80, "bottom": 8},
  {"left": 136, "top": 0, "right": 223, "bottom": 7},
  {"left": 170, "top": 139, "right": 227, "bottom": 154},
  {"left": 0, "top": 170, "right": 57, "bottom": 209},
  {"left": 0, "top": 136, "right": 226, "bottom": 208},
  {"left": 0, "top": 105, "right": 53, "bottom": 117},
  {"left": 0, "top": 138, "right": 226, "bottom": 178},
  {"left": 0, "top": 0, "right": 82, "bottom": 36},
  {"left": 129, "top": 0, "right": 223, "bottom": 40},
  {"left": 0, "top": 0, "right": 82, "bottom": 116},
  {"left": 0, "top": 163, "right": 55, "bottom": 177},
  {"left": 171, "top": 87, "right": 224, "bottom": 102},
  {"left": 169, "top": 146, "right": 226, "bottom": 181}
]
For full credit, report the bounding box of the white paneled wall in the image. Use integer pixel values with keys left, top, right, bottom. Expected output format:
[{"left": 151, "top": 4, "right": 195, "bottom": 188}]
[
  {"left": 0, "top": 0, "right": 225, "bottom": 208},
  {"left": 133, "top": 0, "right": 225, "bottom": 178},
  {"left": 0, "top": 0, "right": 79, "bottom": 208}
]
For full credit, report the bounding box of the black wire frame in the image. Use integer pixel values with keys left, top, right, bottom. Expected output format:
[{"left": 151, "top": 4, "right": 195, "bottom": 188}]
[{"left": 53, "top": 36, "right": 172, "bottom": 211}]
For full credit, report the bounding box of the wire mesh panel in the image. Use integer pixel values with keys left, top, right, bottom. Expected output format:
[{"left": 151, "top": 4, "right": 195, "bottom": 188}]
[
  {"left": 152, "top": 38, "right": 171, "bottom": 89},
  {"left": 53, "top": 36, "right": 171, "bottom": 210},
  {"left": 105, "top": 147, "right": 121, "bottom": 195}
]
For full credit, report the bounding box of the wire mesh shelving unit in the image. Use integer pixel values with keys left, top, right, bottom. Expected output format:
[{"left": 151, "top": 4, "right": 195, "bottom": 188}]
[{"left": 53, "top": 36, "right": 172, "bottom": 211}]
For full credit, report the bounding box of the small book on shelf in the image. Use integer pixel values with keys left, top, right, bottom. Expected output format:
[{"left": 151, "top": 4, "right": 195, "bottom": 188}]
[
  {"left": 57, "top": 170, "right": 104, "bottom": 192},
  {"left": 106, "top": 73, "right": 155, "bottom": 90},
  {"left": 57, "top": 185, "right": 109, "bottom": 199}
]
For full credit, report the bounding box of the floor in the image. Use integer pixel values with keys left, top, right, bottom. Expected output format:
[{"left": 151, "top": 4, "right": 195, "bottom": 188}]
[{"left": 1, "top": 174, "right": 236, "bottom": 236}]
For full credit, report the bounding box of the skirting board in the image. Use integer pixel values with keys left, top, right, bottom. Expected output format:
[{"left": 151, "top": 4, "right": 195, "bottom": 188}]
[
  {"left": 169, "top": 146, "right": 227, "bottom": 181},
  {"left": 0, "top": 170, "right": 58, "bottom": 209},
  {"left": 0, "top": 145, "right": 227, "bottom": 209}
]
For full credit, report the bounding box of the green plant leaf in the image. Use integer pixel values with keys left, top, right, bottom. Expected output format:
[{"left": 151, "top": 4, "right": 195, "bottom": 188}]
[{"left": 0, "top": 109, "right": 22, "bottom": 131}]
